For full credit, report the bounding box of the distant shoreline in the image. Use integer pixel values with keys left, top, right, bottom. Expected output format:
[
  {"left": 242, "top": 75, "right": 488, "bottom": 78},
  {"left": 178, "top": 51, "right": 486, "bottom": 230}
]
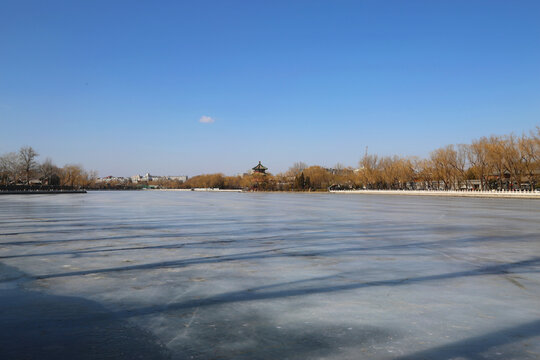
[
  {"left": 0, "top": 190, "right": 87, "bottom": 195},
  {"left": 1, "top": 188, "right": 538, "bottom": 199},
  {"left": 135, "top": 188, "right": 540, "bottom": 199},
  {"left": 330, "top": 189, "right": 540, "bottom": 199},
  {"left": 149, "top": 188, "right": 243, "bottom": 192}
]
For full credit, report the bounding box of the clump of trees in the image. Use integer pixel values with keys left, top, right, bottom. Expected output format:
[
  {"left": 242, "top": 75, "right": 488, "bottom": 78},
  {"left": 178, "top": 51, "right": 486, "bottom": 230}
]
[
  {"left": 179, "top": 173, "right": 277, "bottom": 191},
  {"left": 358, "top": 155, "right": 416, "bottom": 190},
  {"left": 357, "top": 128, "right": 540, "bottom": 191},
  {"left": 0, "top": 146, "right": 96, "bottom": 189}
]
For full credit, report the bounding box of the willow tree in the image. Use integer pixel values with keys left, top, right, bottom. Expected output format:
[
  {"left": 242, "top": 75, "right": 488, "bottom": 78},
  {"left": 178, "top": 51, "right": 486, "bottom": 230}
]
[{"left": 468, "top": 137, "right": 490, "bottom": 190}]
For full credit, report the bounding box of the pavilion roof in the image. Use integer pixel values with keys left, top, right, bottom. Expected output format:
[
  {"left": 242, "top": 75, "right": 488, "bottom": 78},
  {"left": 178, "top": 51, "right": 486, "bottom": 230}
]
[{"left": 252, "top": 161, "right": 268, "bottom": 170}]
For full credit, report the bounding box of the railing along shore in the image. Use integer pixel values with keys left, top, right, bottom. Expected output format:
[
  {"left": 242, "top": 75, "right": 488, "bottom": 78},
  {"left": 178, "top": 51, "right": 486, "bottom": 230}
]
[
  {"left": 329, "top": 189, "right": 540, "bottom": 198},
  {"left": 0, "top": 185, "right": 86, "bottom": 194}
]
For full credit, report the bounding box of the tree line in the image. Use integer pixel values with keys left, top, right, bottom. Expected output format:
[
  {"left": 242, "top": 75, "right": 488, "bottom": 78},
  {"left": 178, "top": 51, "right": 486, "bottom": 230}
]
[
  {"left": 357, "top": 128, "right": 539, "bottom": 191},
  {"left": 0, "top": 146, "right": 96, "bottom": 188},
  {"left": 1, "top": 127, "right": 538, "bottom": 191},
  {"left": 181, "top": 127, "right": 539, "bottom": 191}
]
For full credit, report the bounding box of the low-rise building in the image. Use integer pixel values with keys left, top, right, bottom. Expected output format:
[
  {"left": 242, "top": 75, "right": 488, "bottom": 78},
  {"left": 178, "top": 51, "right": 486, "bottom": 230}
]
[
  {"left": 96, "top": 176, "right": 129, "bottom": 183},
  {"left": 130, "top": 173, "right": 188, "bottom": 183},
  {"left": 168, "top": 176, "right": 188, "bottom": 182}
]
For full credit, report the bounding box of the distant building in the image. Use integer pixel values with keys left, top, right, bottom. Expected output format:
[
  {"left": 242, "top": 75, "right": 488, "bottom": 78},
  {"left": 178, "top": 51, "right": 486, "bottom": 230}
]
[
  {"left": 168, "top": 176, "right": 188, "bottom": 182},
  {"left": 131, "top": 175, "right": 142, "bottom": 183},
  {"left": 251, "top": 161, "right": 268, "bottom": 174},
  {"left": 96, "top": 176, "right": 129, "bottom": 183},
  {"left": 130, "top": 173, "right": 187, "bottom": 183}
]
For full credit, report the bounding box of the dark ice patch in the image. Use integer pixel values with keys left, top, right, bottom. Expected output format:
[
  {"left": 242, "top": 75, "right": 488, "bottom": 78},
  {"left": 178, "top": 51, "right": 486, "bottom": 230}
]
[{"left": 0, "top": 264, "right": 170, "bottom": 360}]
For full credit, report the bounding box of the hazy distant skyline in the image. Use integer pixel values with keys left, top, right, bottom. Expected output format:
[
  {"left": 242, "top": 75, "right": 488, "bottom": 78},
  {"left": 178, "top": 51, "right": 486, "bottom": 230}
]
[{"left": 1, "top": 1, "right": 539, "bottom": 177}]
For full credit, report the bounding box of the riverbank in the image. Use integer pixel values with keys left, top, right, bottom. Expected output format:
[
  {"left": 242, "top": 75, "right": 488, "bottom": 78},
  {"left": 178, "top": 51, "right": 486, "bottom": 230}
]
[
  {"left": 0, "top": 190, "right": 87, "bottom": 195},
  {"left": 129, "top": 188, "right": 540, "bottom": 198},
  {"left": 330, "top": 189, "right": 540, "bottom": 199},
  {"left": 148, "top": 188, "right": 243, "bottom": 192}
]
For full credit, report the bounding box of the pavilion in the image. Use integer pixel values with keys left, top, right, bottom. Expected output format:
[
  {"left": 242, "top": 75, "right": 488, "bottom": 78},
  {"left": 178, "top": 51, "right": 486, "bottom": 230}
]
[{"left": 252, "top": 161, "right": 268, "bottom": 174}]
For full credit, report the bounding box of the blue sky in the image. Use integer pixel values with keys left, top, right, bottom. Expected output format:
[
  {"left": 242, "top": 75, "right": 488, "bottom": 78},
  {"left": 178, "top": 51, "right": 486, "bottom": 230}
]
[{"left": 1, "top": 1, "right": 539, "bottom": 177}]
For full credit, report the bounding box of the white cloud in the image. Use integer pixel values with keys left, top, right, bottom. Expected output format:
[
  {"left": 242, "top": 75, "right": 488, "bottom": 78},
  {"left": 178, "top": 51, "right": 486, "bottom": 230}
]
[{"left": 199, "top": 115, "right": 214, "bottom": 123}]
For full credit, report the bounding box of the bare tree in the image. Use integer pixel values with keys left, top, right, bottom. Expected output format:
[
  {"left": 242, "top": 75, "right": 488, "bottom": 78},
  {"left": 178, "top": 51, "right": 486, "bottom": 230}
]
[
  {"left": 40, "top": 157, "right": 58, "bottom": 183},
  {"left": 359, "top": 154, "right": 381, "bottom": 189},
  {"left": 519, "top": 131, "right": 540, "bottom": 190},
  {"left": 486, "top": 136, "right": 506, "bottom": 189},
  {"left": 302, "top": 166, "right": 332, "bottom": 190},
  {"left": 333, "top": 162, "right": 346, "bottom": 174},
  {"left": 502, "top": 134, "right": 523, "bottom": 189},
  {"left": 0, "top": 152, "right": 20, "bottom": 185},
  {"left": 430, "top": 146, "right": 455, "bottom": 190},
  {"left": 449, "top": 144, "right": 469, "bottom": 189},
  {"left": 396, "top": 157, "right": 415, "bottom": 189},
  {"left": 468, "top": 137, "right": 490, "bottom": 190},
  {"left": 61, "top": 164, "right": 98, "bottom": 188},
  {"left": 287, "top": 162, "right": 308, "bottom": 176},
  {"left": 18, "top": 146, "right": 39, "bottom": 185},
  {"left": 415, "top": 159, "right": 434, "bottom": 189}
]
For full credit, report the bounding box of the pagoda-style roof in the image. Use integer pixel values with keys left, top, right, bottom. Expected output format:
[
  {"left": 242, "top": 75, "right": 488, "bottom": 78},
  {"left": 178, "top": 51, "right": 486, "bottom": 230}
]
[{"left": 252, "top": 161, "right": 268, "bottom": 173}]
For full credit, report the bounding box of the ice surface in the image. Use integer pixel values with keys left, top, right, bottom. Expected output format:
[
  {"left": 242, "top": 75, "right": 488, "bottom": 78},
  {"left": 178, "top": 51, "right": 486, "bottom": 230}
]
[{"left": 1, "top": 191, "right": 539, "bottom": 359}]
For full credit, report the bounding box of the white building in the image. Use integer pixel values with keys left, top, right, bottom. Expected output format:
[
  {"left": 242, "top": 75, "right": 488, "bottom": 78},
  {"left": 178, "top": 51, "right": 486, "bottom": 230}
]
[
  {"left": 96, "top": 176, "right": 129, "bottom": 183},
  {"left": 131, "top": 175, "right": 142, "bottom": 183},
  {"left": 130, "top": 173, "right": 187, "bottom": 183}
]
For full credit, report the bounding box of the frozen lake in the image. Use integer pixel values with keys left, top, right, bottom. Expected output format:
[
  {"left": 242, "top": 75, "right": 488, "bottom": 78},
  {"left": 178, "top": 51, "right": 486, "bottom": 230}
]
[{"left": 1, "top": 191, "right": 539, "bottom": 359}]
